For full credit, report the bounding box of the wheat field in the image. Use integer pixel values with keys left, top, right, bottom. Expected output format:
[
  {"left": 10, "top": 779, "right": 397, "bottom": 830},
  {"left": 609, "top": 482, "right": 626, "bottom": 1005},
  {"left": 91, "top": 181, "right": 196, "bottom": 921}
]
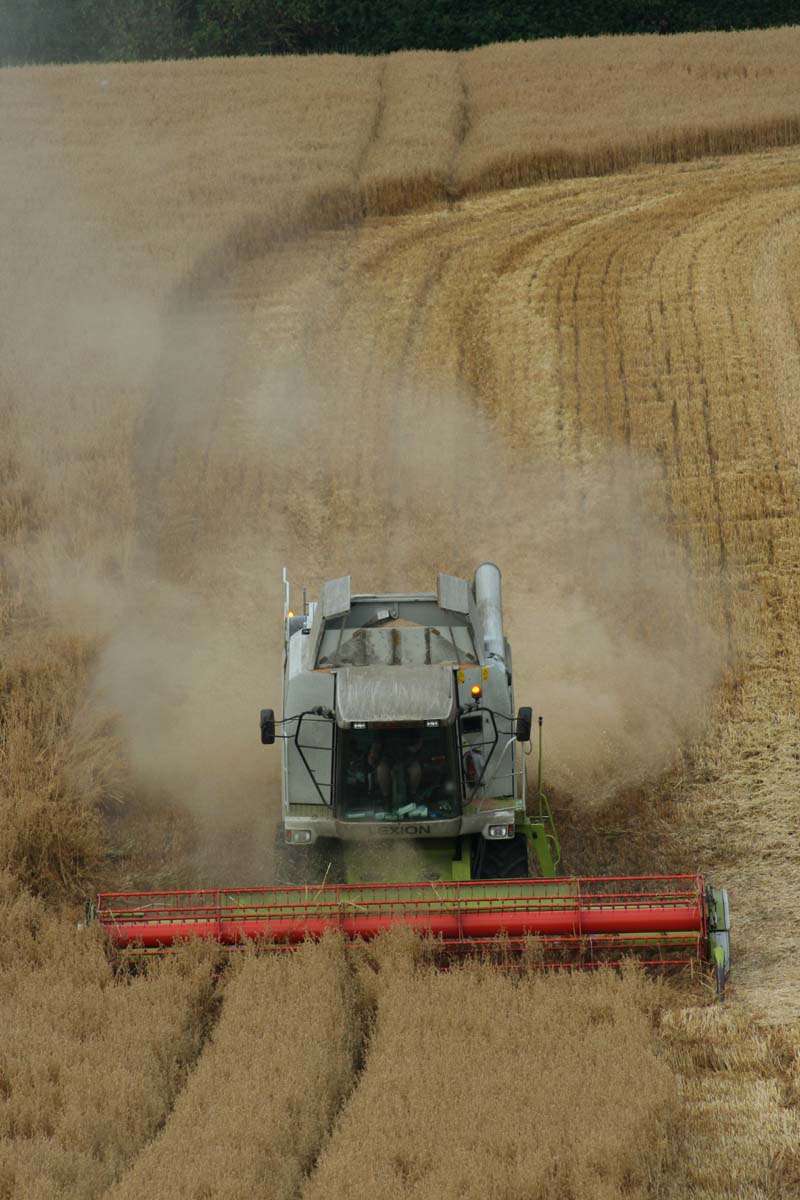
[{"left": 2, "top": 24, "right": 800, "bottom": 1199}]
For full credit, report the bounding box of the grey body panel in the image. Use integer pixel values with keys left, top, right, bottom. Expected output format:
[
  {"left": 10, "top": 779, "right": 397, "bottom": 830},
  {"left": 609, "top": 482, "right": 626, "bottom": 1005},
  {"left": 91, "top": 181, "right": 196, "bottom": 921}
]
[
  {"left": 321, "top": 575, "right": 351, "bottom": 619},
  {"left": 437, "top": 573, "right": 470, "bottom": 615},
  {"left": 282, "top": 670, "right": 334, "bottom": 807},
  {"left": 474, "top": 562, "right": 505, "bottom": 662},
  {"left": 283, "top": 810, "right": 515, "bottom": 841},
  {"left": 280, "top": 567, "right": 523, "bottom": 827}
]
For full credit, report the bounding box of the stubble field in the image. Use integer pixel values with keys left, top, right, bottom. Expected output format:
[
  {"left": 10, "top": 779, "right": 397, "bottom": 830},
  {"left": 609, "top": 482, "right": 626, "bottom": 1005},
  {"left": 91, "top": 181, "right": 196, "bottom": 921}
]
[{"left": 2, "top": 26, "right": 800, "bottom": 1199}]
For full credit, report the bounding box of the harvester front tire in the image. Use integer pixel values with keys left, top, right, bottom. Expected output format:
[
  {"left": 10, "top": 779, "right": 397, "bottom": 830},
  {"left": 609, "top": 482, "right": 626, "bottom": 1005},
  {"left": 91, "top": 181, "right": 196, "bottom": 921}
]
[{"left": 472, "top": 833, "right": 530, "bottom": 880}]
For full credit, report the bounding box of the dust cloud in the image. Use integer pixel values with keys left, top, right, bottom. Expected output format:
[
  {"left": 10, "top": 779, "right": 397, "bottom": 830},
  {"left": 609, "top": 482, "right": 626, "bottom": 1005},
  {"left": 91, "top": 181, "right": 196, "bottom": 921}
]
[
  {"left": 137, "top": 353, "right": 724, "bottom": 814},
  {"left": 8, "top": 309, "right": 724, "bottom": 882},
  {"left": 241, "top": 375, "right": 725, "bottom": 808},
  {"left": 2, "top": 118, "right": 723, "bottom": 888},
  {"left": 503, "top": 457, "right": 725, "bottom": 804},
  {"left": 0, "top": 126, "right": 283, "bottom": 885}
]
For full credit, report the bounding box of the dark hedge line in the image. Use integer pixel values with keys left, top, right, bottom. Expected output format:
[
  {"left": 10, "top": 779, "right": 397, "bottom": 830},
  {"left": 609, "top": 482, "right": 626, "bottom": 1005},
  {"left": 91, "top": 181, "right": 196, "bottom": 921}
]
[{"left": 1, "top": 0, "right": 798, "bottom": 66}]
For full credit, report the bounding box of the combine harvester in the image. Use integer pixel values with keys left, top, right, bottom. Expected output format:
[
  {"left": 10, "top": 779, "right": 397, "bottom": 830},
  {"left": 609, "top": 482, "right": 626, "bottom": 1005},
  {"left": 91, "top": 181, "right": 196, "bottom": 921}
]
[{"left": 93, "top": 565, "right": 731, "bottom": 994}]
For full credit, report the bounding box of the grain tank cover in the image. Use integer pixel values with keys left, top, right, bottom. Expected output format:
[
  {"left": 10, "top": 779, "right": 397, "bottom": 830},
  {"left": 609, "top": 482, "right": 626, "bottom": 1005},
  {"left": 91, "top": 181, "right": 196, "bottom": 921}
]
[
  {"left": 437, "top": 573, "right": 470, "bottom": 615},
  {"left": 336, "top": 665, "right": 455, "bottom": 726},
  {"left": 321, "top": 575, "right": 351, "bottom": 619}
]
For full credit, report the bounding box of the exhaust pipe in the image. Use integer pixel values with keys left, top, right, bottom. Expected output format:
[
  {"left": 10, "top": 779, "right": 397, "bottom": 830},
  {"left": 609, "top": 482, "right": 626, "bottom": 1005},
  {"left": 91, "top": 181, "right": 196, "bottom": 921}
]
[{"left": 473, "top": 562, "right": 505, "bottom": 664}]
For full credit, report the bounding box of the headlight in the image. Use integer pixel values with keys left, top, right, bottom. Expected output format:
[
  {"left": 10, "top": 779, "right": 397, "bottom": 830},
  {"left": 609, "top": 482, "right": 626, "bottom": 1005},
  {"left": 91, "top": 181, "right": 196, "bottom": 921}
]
[
  {"left": 487, "top": 823, "right": 514, "bottom": 840},
  {"left": 287, "top": 829, "right": 312, "bottom": 844}
]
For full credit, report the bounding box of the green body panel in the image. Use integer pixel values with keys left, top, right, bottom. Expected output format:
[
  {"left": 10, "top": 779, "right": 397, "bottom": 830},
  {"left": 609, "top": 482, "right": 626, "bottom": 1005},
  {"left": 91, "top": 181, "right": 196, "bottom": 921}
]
[
  {"left": 518, "top": 815, "right": 557, "bottom": 878},
  {"left": 517, "top": 774, "right": 561, "bottom": 878},
  {"left": 344, "top": 837, "right": 472, "bottom": 885},
  {"left": 706, "top": 884, "right": 731, "bottom": 999}
]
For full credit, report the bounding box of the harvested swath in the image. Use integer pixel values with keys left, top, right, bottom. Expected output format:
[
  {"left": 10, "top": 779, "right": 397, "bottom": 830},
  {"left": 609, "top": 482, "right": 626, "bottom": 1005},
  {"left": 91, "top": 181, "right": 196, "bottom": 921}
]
[
  {"left": 302, "top": 961, "right": 677, "bottom": 1200},
  {"left": 250, "top": 156, "right": 800, "bottom": 1196},
  {"left": 108, "top": 938, "right": 362, "bottom": 1200},
  {"left": 0, "top": 877, "right": 219, "bottom": 1199},
  {"left": 660, "top": 1005, "right": 800, "bottom": 1198},
  {"left": 295, "top": 147, "right": 800, "bottom": 1020}
]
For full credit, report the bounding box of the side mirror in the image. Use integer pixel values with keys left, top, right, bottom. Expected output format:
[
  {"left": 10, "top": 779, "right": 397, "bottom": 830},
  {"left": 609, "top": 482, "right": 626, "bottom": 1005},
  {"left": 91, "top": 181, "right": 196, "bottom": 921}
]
[
  {"left": 260, "top": 708, "right": 276, "bottom": 745},
  {"left": 515, "top": 706, "right": 532, "bottom": 743}
]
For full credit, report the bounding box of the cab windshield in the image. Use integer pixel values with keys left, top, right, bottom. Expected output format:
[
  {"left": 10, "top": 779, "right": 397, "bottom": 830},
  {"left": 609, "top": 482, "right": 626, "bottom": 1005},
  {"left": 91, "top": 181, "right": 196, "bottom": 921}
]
[{"left": 338, "top": 724, "right": 459, "bottom": 822}]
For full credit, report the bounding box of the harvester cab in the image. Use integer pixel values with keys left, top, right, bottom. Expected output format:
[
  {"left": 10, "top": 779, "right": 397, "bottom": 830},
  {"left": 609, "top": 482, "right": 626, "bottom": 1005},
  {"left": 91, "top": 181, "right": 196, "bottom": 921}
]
[
  {"left": 267, "top": 563, "right": 556, "bottom": 886},
  {"left": 92, "top": 563, "right": 731, "bottom": 998}
]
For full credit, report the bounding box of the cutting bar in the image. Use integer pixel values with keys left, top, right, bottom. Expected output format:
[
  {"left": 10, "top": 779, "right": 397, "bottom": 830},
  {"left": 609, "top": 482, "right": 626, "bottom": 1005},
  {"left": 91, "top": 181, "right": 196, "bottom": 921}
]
[{"left": 93, "top": 874, "right": 713, "bottom": 967}]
